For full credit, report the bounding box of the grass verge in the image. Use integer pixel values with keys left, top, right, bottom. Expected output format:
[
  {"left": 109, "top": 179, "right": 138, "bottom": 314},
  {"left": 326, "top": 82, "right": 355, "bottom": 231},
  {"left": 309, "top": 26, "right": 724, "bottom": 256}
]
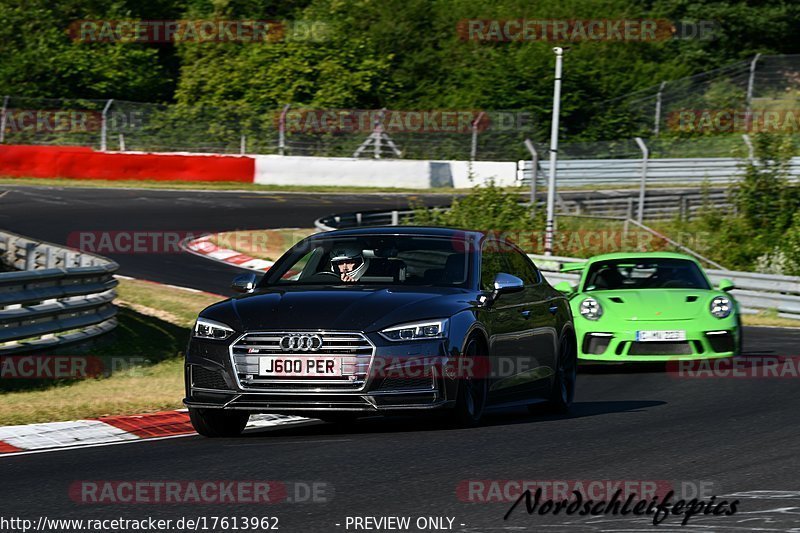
[
  {"left": 208, "top": 228, "right": 317, "bottom": 261},
  {"left": 0, "top": 278, "right": 223, "bottom": 426}
]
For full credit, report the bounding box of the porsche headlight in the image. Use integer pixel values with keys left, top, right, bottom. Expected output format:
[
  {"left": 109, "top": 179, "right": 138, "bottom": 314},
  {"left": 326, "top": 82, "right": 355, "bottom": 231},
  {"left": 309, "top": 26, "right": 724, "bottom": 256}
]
[
  {"left": 379, "top": 319, "right": 448, "bottom": 341},
  {"left": 710, "top": 296, "right": 732, "bottom": 318},
  {"left": 194, "top": 317, "right": 234, "bottom": 340},
  {"left": 580, "top": 298, "right": 603, "bottom": 320}
]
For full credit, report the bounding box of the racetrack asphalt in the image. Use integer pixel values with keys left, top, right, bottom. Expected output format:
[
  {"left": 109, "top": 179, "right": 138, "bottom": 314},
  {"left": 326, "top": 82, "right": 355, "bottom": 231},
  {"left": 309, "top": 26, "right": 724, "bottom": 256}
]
[{"left": 1, "top": 184, "right": 799, "bottom": 532}]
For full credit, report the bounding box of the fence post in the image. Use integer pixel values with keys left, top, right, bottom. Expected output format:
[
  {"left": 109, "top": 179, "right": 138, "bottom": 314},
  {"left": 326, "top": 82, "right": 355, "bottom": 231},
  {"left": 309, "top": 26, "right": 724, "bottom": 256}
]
[
  {"left": 744, "top": 53, "right": 761, "bottom": 132},
  {"left": 634, "top": 137, "right": 649, "bottom": 224},
  {"left": 654, "top": 81, "right": 666, "bottom": 136},
  {"left": 240, "top": 135, "right": 246, "bottom": 155},
  {"left": 470, "top": 112, "right": 485, "bottom": 162},
  {"left": 100, "top": 99, "right": 114, "bottom": 151},
  {"left": 742, "top": 134, "right": 755, "bottom": 162},
  {"left": 523, "top": 139, "right": 539, "bottom": 218},
  {"left": 0, "top": 96, "right": 8, "bottom": 144},
  {"left": 545, "top": 47, "right": 564, "bottom": 256},
  {"left": 279, "top": 104, "right": 291, "bottom": 156},
  {"left": 391, "top": 210, "right": 399, "bottom": 225},
  {"left": 118, "top": 134, "right": 126, "bottom": 152}
]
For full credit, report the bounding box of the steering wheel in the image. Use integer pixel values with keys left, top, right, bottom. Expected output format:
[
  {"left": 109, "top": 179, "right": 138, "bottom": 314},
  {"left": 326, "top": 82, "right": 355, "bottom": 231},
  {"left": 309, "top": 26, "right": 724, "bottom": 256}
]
[{"left": 305, "top": 271, "right": 341, "bottom": 282}]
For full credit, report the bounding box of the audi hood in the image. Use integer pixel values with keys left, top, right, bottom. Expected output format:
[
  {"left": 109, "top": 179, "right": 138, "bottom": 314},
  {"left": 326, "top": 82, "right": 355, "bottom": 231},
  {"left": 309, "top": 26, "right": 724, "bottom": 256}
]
[{"left": 198, "top": 286, "right": 474, "bottom": 333}]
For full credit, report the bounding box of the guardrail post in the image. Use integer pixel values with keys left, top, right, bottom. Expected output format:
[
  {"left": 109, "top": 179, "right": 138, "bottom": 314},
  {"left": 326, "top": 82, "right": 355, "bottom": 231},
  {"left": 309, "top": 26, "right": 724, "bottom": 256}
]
[
  {"left": 523, "top": 139, "right": 539, "bottom": 217},
  {"left": 24, "top": 243, "right": 36, "bottom": 270},
  {"left": 45, "top": 246, "right": 55, "bottom": 268},
  {"left": 240, "top": 134, "right": 246, "bottom": 155},
  {"left": 634, "top": 137, "right": 649, "bottom": 224},
  {"left": 391, "top": 210, "right": 399, "bottom": 225},
  {"left": 355, "top": 212, "right": 362, "bottom": 225},
  {"left": 118, "top": 133, "right": 126, "bottom": 152}
]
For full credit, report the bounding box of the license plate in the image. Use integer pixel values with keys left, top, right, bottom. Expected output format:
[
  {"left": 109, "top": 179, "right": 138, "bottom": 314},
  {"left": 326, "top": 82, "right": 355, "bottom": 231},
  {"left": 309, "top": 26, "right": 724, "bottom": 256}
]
[
  {"left": 258, "top": 356, "right": 342, "bottom": 377},
  {"left": 636, "top": 330, "right": 686, "bottom": 342}
]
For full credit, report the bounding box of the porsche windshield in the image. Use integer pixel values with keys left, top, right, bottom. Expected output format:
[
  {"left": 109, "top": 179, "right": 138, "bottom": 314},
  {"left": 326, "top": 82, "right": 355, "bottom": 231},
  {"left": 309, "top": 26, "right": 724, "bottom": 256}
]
[
  {"left": 584, "top": 258, "right": 710, "bottom": 291},
  {"left": 264, "top": 235, "right": 473, "bottom": 287}
]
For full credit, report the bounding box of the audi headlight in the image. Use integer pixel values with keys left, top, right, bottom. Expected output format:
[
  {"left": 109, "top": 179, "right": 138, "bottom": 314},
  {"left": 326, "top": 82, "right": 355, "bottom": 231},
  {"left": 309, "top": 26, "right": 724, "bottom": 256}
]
[
  {"left": 710, "top": 296, "right": 732, "bottom": 318},
  {"left": 194, "top": 317, "right": 234, "bottom": 340},
  {"left": 379, "top": 319, "right": 448, "bottom": 341},
  {"left": 580, "top": 298, "right": 603, "bottom": 320}
]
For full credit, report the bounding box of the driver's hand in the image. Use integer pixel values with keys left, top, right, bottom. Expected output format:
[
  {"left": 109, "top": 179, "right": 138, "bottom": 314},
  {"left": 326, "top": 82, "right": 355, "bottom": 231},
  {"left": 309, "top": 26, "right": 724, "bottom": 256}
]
[{"left": 340, "top": 273, "right": 356, "bottom": 282}]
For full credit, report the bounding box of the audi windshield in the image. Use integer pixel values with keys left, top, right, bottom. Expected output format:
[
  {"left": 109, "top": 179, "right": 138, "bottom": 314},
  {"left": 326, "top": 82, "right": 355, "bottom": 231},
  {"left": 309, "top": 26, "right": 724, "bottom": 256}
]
[{"left": 262, "top": 235, "right": 474, "bottom": 287}]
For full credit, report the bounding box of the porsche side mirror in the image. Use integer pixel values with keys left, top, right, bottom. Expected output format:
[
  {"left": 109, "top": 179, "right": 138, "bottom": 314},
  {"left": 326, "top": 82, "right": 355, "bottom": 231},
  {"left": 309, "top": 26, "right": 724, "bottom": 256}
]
[
  {"left": 718, "top": 279, "right": 734, "bottom": 292},
  {"left": 231, "top": 273, "right": 257, "bottom": 293},
  {"left": 554, "top": 281, "right": 575, "bottom": 294}
]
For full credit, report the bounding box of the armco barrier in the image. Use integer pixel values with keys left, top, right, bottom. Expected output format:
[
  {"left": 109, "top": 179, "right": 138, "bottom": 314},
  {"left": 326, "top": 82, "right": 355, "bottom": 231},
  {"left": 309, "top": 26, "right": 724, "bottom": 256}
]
[
  {"left": 0, "top": 145, "right": 254, "bottom": 182},
  {"left": 518, "top": 157, "right": 800, "bottom": 187},
  {"left": 316, "top": 211, "right": 800, "bottom": 320},
  {"left": 0, "top": 230, "right": 119, "bottom": 354}
]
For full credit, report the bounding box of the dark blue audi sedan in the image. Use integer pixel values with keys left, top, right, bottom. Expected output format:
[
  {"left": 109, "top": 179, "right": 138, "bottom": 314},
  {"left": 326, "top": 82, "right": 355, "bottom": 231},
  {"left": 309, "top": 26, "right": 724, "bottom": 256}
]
[{"left": 185, "top": 226, "right": 576, "bottom": 436}]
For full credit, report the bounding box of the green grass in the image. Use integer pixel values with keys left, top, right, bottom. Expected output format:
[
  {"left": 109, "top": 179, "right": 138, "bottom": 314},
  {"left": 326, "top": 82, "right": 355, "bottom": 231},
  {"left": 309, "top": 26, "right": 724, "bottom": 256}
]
[{"left": 0, "top": 279, "right": 224, "bottom": 425}]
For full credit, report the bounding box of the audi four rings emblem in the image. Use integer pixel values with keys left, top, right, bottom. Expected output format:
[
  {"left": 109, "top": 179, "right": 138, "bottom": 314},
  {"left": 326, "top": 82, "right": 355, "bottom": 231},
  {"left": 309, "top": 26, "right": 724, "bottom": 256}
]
[{"left": 280, "top": 334, "right": 323, "bottom": 352}]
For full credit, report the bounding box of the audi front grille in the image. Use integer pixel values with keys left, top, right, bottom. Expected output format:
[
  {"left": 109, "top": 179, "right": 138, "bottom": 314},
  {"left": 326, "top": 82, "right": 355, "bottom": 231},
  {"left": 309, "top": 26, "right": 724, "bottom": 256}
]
[{"left": 230, "top": 331, "right": 375, "bottom": 391}]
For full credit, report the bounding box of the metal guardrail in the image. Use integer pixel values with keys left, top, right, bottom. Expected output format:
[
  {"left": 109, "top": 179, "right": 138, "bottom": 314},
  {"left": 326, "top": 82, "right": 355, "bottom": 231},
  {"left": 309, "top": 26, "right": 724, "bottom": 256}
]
[
  {"left": 316, "top": 211, "right": 800, "bottom": 320},
  {"left": 518, "top": 157, "right": 800, "bottom": 187},
  {"left": 0, "top": 230, "right": 119, "bottom": 354}
]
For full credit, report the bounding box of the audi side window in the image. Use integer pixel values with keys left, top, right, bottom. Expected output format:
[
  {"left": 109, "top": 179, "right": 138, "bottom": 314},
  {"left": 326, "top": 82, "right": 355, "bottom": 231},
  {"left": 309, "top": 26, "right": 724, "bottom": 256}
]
[{"left": 480, "top": 243, "right": 507, "bottom": 291}]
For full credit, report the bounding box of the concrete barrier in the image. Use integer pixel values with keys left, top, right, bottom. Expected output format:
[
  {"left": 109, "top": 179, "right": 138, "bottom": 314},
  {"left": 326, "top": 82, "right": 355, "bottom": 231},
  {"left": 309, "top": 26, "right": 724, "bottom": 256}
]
[{"left": 254, "top": 155, "right": 518, "bottom": 188}]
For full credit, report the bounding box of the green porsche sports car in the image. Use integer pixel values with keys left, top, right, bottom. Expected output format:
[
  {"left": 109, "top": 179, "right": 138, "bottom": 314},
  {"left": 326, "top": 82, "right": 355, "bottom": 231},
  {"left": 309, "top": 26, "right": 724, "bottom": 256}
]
[{"left": 554, "top": 252, "right": 741, "bottom": 362}]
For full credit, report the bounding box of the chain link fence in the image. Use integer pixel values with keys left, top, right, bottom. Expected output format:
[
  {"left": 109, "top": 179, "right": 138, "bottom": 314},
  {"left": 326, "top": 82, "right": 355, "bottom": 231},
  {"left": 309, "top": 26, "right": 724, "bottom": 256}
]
[{"left": 0, "top": 97, "right": 539, "bottom": 161}]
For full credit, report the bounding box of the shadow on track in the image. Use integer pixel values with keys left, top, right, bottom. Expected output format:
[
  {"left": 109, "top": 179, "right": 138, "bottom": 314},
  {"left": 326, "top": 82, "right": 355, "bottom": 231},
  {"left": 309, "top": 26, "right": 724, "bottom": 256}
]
[{"left": 239, "top": 399, "right": 665, "bottom": 440}]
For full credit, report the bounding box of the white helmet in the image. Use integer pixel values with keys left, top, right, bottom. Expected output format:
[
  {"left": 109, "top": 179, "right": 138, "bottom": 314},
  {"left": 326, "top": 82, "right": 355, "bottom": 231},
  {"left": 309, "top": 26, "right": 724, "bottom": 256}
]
[{"left": 330, "top": 245, "right": 369, "bottom": 281}]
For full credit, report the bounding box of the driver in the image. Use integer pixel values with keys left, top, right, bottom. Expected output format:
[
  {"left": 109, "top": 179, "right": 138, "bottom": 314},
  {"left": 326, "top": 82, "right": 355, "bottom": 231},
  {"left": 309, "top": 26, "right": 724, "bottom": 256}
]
[{"left": 329, "top": 245, "right": 369, "bottom": 282}]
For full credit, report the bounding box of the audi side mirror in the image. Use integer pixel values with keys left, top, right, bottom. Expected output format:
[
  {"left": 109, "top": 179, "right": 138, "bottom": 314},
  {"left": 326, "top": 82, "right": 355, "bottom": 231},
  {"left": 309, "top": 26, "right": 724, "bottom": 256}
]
[
  {"left": 231, "top": 273, "right": 257, "bottom": 293},
  {"left": 493, "top": 273, "right": 524, "bottom": 298}
]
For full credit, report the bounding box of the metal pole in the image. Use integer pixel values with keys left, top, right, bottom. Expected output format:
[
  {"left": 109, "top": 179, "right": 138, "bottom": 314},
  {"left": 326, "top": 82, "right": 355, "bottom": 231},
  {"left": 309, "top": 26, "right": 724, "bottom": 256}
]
[
  {"left": 374, "top": 109, "right": 385, "bottom": 159},
  {"left": 654, "top": 81, "right": 666, "bottom": 136},
  {"left": 0, "top": 96, "right": 8, "bottom": 144},
  {"left": 240, "top": 135, "right": 246, "bottom": 155},
  {"left": 634, "top": 137, "right": 649, "bottom": 224},
  {"left": 523, "top": 138, "right": 539, "bottom": 217},
  {"left": 745, "top": 53, "right": 761, "bottom": 133},
  {"left": 544, "top": 47, "right": 564, "bottom": 257},
  {"left": 742, "top": 133, "right": 754, "bottom": 162},
  {"left": 100, "top": 99, "right": 114, "bottom": 151},
  {"left": 470, "top": 111, "right": 485, "bottom": 162},
  {"left": 118, "top": 133, "right": 125, "bottom": 151},
  {"left": 278, "top": 104, "right": 290, "bottom": 156}
]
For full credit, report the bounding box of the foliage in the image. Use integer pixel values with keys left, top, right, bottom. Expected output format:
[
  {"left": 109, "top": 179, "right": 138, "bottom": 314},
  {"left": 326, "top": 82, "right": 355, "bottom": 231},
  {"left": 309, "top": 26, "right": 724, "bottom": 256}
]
[
  {"left": 410, "top": 180, "right": 541, "bottom": 234},
  {"left": 2, "top": 0, "right": 799, "bottom": 142}
]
